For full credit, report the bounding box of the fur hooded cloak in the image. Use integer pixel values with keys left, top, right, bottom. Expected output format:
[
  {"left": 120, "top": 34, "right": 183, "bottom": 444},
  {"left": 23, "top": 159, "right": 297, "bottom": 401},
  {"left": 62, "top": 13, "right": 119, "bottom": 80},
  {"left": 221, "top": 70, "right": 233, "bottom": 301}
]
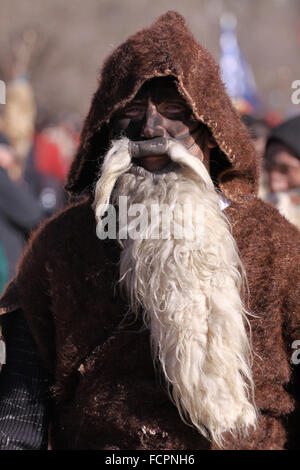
[
  {"left": 0, "top": 12, "right": 299, "bottom": 450},
  {"left": 65, "top": 11, "right": 259, "bottom": 203}
]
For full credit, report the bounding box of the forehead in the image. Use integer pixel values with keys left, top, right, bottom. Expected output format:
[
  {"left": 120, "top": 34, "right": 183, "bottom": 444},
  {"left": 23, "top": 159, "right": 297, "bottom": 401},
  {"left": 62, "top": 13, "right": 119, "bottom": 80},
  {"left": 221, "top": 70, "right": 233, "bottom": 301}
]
[
  {"left": 133, "top": 77, "right": 187, "bottom": 103},
  {"left": 267, "top": 141, "right": 298, "bottom": 161}
]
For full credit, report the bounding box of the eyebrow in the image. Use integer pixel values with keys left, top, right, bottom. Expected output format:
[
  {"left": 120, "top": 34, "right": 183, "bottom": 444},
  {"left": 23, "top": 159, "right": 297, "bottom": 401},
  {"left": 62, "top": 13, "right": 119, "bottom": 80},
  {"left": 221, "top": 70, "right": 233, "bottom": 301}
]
[
  {"left": 126, "top": 99, "right": 147, "bottom": 104},
  {"left": 129, "top": 97, "right": 188, "bottom": 105}
]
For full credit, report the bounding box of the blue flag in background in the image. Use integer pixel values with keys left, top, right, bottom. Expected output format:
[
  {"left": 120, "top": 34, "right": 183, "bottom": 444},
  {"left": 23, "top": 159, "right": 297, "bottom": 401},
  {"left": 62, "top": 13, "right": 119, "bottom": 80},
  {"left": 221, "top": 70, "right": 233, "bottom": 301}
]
[{"left": 220, "top": 13, "right": 260, "bottom": 113}]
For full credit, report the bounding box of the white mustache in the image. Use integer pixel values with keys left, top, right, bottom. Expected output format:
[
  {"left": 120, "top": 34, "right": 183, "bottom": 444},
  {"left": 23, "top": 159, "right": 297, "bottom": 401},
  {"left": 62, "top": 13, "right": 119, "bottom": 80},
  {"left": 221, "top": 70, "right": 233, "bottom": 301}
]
[
  {"left": 129, "top": 137, "right": 209, "bottom": 184},
  {"left": 93, "top": 137, "right": 210, "bottom": 223}
]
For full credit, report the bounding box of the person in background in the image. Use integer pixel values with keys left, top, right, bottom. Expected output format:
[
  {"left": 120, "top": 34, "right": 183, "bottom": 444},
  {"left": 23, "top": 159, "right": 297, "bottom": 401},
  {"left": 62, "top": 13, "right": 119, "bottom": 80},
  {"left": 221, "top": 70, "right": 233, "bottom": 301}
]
[
  {"left": 0, "top": 116, "right": 10, "bottom": 294},
  {"left": 2, "top": 70, "right": 73, "bottom": 218},
  {"left": 264, "top": 114, "right": 300, "bottom": 230},
  {"left": 0, "top": 132, "right": 48, "bottom": 449},
  {"left": 0, "top": 242, "right": 8, "bottom": 296},
  {"left": 0, "top": 130, "right": 9, "bottom": 295},
  {"left": 0, "top": 132, "right": 43, "bottom": 281},
  {"left": 24, "top": 114, "right": 80, "bottom": 218},
  {"left": 2, "top": 77, "right": 36, "bottom": 182},
  {"left": 241, "top": 114, "right": 270, "bottom": 199},
  {"left": 242, "top": 114, "right": 270, "bottom": 159}
]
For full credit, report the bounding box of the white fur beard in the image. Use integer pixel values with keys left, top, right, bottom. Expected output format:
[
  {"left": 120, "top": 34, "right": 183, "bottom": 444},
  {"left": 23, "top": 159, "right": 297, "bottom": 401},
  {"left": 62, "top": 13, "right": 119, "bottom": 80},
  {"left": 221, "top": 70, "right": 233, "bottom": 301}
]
[{"left": 93, "top": 138, "right": 258, "bottom": 447}]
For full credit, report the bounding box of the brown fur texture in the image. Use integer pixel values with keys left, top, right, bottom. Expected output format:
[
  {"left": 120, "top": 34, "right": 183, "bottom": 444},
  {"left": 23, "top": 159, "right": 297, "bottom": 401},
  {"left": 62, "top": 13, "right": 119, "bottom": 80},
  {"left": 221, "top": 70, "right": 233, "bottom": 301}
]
[
  {"left": 65, "top": 11, "right": 259, "bottom": 203},
  {"left": 0, "top": 12, "right": 299, "bottom": 450}
]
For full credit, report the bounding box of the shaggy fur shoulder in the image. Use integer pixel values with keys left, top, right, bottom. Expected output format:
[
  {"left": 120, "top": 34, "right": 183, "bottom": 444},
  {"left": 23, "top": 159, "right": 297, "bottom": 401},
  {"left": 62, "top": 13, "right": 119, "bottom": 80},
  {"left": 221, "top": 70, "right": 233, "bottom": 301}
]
[
  {"left": 227, "top": 196, "right": 300, "bottom": 340},
  {"left": 1, "top": 198, "right": 124, "bottom": 384}
]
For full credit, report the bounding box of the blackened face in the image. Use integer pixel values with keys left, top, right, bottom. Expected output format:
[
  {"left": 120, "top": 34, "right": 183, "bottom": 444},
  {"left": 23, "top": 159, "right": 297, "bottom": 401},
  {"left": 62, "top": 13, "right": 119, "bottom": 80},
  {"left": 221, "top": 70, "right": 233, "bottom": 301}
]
[{"left": 110, "top": 77, "right": 215, "bottom": 171}]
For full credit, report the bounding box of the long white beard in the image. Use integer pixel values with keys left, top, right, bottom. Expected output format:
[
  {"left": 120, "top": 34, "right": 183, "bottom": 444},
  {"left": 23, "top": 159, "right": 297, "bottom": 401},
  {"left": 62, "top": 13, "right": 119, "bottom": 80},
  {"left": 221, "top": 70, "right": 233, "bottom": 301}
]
[{"left": 93, "top": 138, "right": 258, "bottom": 447}]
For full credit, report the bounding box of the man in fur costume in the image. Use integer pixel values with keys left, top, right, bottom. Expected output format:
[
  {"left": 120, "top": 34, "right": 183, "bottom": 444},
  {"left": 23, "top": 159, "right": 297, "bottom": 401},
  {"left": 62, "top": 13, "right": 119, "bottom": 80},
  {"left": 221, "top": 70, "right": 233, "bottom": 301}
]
[{"left": 0, "top": 12, "right": 299, "bottom": 450}]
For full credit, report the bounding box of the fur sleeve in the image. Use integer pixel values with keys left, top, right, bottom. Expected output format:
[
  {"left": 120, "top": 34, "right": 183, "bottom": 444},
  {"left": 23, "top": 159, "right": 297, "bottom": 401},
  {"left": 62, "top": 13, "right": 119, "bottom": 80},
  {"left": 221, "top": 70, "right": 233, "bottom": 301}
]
[
  {"left": 281, "top": 242, "right": 300, "bottom": 448},
  {"left": 281, "top": 242, "right": 300, "bottom": 357}
]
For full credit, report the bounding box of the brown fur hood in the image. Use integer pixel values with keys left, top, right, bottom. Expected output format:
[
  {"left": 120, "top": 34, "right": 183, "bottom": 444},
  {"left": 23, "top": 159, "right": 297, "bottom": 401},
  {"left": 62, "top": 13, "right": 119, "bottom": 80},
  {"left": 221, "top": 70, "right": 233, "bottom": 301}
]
[{"left": 65, "top": 11, "right": 259, "bottom": 203}]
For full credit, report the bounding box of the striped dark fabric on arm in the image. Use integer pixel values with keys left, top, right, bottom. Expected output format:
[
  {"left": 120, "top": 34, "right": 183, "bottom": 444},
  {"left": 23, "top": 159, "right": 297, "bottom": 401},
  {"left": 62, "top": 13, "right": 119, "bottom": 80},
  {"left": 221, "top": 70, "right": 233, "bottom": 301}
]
[{"left": 0, "top": 310, "right": 50, "bottom": 450}]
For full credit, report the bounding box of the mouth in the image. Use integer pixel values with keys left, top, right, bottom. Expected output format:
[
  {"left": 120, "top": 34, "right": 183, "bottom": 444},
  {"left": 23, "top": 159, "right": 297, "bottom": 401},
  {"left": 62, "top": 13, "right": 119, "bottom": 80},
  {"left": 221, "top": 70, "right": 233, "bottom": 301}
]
[
  {"left": 134, "top": 154, "right": 171, "bottom": 171},
  {"left": 129, "top": 137, "right": 172, "bottom": 171}
]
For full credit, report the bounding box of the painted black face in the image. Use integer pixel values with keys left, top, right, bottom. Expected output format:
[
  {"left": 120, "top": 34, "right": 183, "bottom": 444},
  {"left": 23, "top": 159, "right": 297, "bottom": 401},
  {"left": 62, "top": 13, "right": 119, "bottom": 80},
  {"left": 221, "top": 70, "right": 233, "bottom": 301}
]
[
  {"left": 110, "top": 77, "right": 212, "bottom": 171},
  {"left": 111, "top": 77, "right": 208, "bottom": 145}
]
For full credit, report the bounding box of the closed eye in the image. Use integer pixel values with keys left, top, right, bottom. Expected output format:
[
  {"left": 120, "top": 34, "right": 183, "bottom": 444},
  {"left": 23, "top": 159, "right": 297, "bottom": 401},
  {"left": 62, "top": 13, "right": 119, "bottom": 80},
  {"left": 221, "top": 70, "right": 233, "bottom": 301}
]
[
  {"left": 120, "top": 103, "right": 146, "bottom": 118},
  {"left": 158, "top": 102, "right": 188, "bottom": 115}
]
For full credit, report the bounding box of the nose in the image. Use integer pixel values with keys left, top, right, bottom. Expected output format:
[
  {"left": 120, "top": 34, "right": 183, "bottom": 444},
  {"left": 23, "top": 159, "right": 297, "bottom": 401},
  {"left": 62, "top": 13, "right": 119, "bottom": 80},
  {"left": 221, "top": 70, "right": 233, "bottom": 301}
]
[
  {"left": 269, "top": 171, "right": 289, "bottom": 193},
  {"left": 141, "top": 101, "right": 165, "bottom": 139}
]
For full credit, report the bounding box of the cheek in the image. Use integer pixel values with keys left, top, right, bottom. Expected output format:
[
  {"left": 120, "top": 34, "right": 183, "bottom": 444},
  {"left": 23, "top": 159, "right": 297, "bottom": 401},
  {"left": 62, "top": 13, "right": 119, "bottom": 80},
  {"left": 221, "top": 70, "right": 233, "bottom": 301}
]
[
  {"left": 164, "top": 119, "right": 190, "bottom": 138},
  {"left": 289, "top": 168, "right": 300, "bottom": 187},
  {"left": 111, "top": 117, "right": 130, "bottom": 136},
  {"left": 112, "top": 118, "right": 143, "bottom": 140}
]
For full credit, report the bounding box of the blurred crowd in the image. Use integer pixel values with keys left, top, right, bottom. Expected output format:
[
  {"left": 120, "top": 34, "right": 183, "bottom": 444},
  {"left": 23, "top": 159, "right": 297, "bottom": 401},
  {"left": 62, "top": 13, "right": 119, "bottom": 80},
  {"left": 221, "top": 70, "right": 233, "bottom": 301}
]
[
  {"left": 242, "top": 112, "right": 300, "bottom": 230},
  {"left": 0, "top": 75, "right": 300, "bottom": 296},
  {"left": 0, "top": 77, "right": 80, "bottom": 294}
]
